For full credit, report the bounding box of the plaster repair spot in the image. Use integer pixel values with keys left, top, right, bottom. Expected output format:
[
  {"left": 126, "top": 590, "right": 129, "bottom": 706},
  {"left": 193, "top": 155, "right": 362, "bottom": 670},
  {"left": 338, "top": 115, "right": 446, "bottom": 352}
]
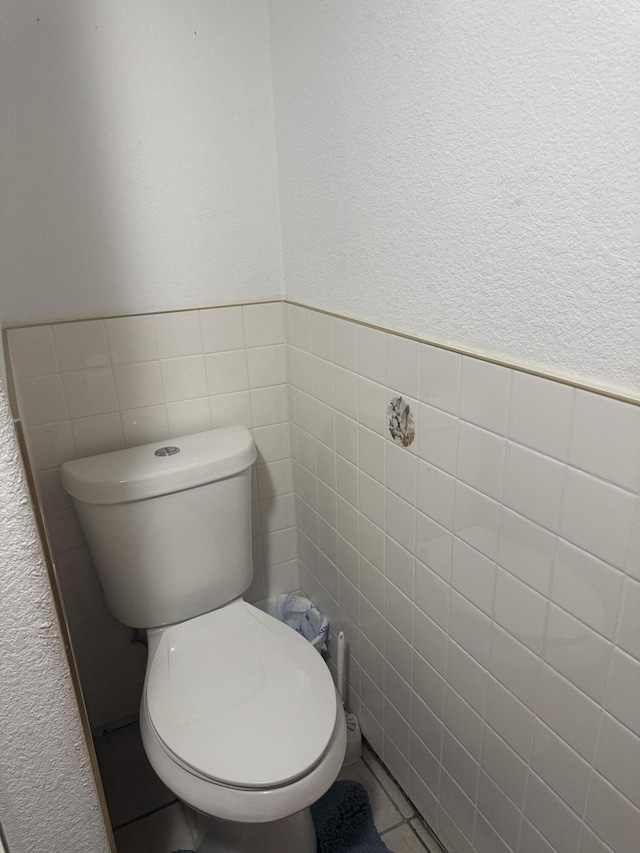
[{"left": 387, "top": 396, "right": 415, "bottom": 448}]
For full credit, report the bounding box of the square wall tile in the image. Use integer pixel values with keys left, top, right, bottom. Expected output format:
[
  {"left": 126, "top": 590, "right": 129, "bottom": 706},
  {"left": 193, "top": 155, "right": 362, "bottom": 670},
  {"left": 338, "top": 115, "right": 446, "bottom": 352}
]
[
  {"left": 417, "top": 461, "right": 455, "bottom": 530},
  {"left": 497, "top": 509, "right": 555, "bottom": 596},
  {"left": 36, "top": 468, "right": 72, "bottom": 514},
  {"left": 121, "top": 405, "right": 169, "bottom": 447},
  {"left": 489, "top": 626, "right": 541, "bottom": 710},
  {"left": 502, "top": 442, "right": 565, "bottom": 532},
  {"left": 17, "top": 374, "right": 68, "bottom": 425},
  {"left": 260, "top": 494, "right": 296, "bottom": 535},
  {"left": 167, "top": 398, "right": 212, "bottom": 438},
  {"left": 459, "top": 357, "right": 511, "bottom": 435},
  {"left": 289, "top": 305, "right": 311, "bottom": 350},
  {"left": 243, "top": 302, "right": 285, "bottom": 348},
  {"left": 247, "top": 345, "right": 288, "bottom": 387},
  {"left": 456, "top": 422, "right": 505, "bottom": 501},
  {"left": 199, "top": 306, "right": 245, "bottom": 352},
  {"left": 358, "top": 326, "right": 387, "bottom": 384},
  {"left": 105, "top": 315, "right": 159, "bottom": 365},
  {"left": 449, "top": 592, "right": 492, "bottom": 668},
  {"left": 484, "top": 677, "right": 534, "bottom": 760},
  {"left": 113, "top": 362, "right": 164, "bottom": 411},
  {"left": 205, "top": 351, "right": 249, "bottom": 395},
  {"left": 161, "top": 356, "right": 208, "bottom": 403},
  {"left": 414, "top": 558, "right": 450, "bottom": 631},
  {"left": 209, "top": 391, "right": 252, "bottom": 430},
  {"left": 334, "top": 366, "right": 359, "bottom": 420},
  {"left": 593, "top": 712, "right": 640, "bottom": 808},
  {"left": 310, "top": 310, "right": 333, "bottom": 361},
  {"left": 253, "top": 424, "right": 291, "bottom": 464},
  {"left": 416, "top": 513, "right": 453, "bottom": 582},
  {"left": 524, "top": 771, "right": 582, "bottom": 853},
  {"left": 536, "top": 664, "right": 601, "bottom": 760},
  {"left": 560, "top": 468, "right": 636, "bottom": 569},
  {"left": 154, "top": 311, "right": 202, "bottom": 358},
  {"left": 385, "top": 535, "right": 414, "bottom": 598},
  {"left": 530, "top": 719, "right": 591, "bottom": 814},
  {"left": 570, "top": 390, "right": 640, "bottom": 491},
  {"left": 451, "top": 538, "right": 496, "bottom": 616},
  {"left": 419, "top": 345, "right": 461, "bottom": 415},
  {"left": 385, "top": 441, "right": 418, "bottom": 504},
  {"left": 413, "top": 607, "right": 447, "bottom": 677},
  {"left": 508, "top": 371, "right": 574, "bottom": 461},
  {"left": 604, "top": 649, "right": 640, "bottom": 736},
  {"left": 7, "top": 325, "right": 59, "bottom": 378},
  {"left": 551, "top": 540, "right": 624, "bottom": 640},
  {"left": 446, "top": 640, "right": 488, "bottom": 715},
  {"left": 257, "top": 459, "right": 294, "bottom": 500},
  {"left": 313, "top": 357, "right": 334, "bottom": 406},
  {"left": 250, "top": 384, "right": 289, "bottom": 427},
  {"left": 71, "top": 413, "right": 124, "bottom": 457},
  {"left": 359, "top": 472, "right": 385, "bottom": 529},
  {"left": 62, "top": 369, "right": 118, "bottom": 419},
  {"left": 584, "top": 771, "right": 640, "bottom": 853},
  {"left": 333, "top": 317, "right": 358, "bottom": 371},
  {"left": 618, "top": 576, "right": 640, "bottom": 660},
  {"left": 385, "top": 491, "right": 416, "bottom": 553},
  {"left": 387, "top": 334, "right": 420, "bottom": 398},
  {"left": 476, "top": 769, "right": 521, "bottom": 850},
  {"left": 27, "top": 421, "right": 76, "bottom": 471},
  {"left": 358, "top": 378, "right": 387, "bottom": 436},
  {"left": 453, "top": 482, "right": 500, "bottom": 561},
  {"left": 418, "top": 404, "right": 458, "bottom": 475},
  {"left": 52, "top": 320, "right": 110, "bottom": 371},
  {"left": 493, "top": 568, "right": 547, "bottom": 655},
  {"left": 543, "top": 604, "right": 613, "bottom": 702},
  {"left": 359, "top": 427, "right": 385, "bottom": 483}
]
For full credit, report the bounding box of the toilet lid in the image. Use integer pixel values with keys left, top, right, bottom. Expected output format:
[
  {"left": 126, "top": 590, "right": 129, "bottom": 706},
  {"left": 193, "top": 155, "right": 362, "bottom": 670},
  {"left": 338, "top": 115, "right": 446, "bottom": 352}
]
[{"left": 145, "top": 599, "right": 337, "bottom": 789}]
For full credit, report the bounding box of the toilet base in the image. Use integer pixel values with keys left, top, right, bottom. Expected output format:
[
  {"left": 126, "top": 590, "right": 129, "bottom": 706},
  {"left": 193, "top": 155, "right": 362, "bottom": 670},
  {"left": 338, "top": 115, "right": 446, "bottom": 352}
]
[{"left": 188, "top": 803, "right": 318, "bottom": 853}]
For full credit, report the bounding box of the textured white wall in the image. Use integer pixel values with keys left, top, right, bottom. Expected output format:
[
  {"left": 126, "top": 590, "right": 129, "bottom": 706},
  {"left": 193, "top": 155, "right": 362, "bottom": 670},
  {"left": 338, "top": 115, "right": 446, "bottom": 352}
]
[
  {"left": 270, "top": 0, "right": 640, "bottom": 397},
  {"left": 0, "top": 384, "right": 111, "bottom": 853},
  {"left": 0, "top": 0, "right": 282, "bottom": 327}
]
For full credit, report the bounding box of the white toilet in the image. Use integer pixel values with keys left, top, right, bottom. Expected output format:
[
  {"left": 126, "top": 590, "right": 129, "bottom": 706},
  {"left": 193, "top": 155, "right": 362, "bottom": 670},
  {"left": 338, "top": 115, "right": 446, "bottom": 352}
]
[{"left": 61, "top": 426, "right": 346, "bottom": 853}]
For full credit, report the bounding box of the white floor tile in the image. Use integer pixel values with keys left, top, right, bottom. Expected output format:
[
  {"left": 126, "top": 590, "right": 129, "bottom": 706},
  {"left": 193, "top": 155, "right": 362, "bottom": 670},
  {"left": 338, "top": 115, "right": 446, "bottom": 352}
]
[{"left": 114, "top": 803, "right": 195, "bottom": 853}]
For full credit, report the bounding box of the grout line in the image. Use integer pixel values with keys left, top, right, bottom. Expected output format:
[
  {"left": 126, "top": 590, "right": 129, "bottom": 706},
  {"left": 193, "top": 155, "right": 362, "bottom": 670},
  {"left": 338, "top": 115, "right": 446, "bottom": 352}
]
[{"left": 111, "top": 798, "right": 179, "bottom": 833}]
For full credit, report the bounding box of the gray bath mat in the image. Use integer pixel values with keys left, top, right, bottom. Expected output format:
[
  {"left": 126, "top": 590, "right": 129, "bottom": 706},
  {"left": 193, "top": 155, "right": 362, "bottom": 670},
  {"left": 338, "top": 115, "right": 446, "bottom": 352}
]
[
  {"left": 311, "top": 780, "right": 390, "bottom": 852},
  {"left": 171, "top": 780, "right": 389, "bottom": 853}
]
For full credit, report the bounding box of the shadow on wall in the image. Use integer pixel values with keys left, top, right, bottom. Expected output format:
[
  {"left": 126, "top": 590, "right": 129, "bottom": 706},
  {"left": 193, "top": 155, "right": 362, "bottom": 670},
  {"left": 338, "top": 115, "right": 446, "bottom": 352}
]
[
  {"left": 0, "top": 4, "right": 124, "bottom": 323},
  {"left": 0, "top": 0, "right": 282, "bottom": 329}
]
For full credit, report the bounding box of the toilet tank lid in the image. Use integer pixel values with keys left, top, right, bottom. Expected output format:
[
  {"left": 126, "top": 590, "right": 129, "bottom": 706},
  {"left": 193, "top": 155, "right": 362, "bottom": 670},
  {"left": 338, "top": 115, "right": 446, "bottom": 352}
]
[{"left": 60, "top": 426, "right": 256, "bottom": 505}]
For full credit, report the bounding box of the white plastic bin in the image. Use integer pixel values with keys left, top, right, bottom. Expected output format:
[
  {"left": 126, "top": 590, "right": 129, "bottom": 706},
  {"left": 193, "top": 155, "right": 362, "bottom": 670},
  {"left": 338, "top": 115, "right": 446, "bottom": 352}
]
[{"left": 254, "top": 593, "right": 329, "bottom": 652}]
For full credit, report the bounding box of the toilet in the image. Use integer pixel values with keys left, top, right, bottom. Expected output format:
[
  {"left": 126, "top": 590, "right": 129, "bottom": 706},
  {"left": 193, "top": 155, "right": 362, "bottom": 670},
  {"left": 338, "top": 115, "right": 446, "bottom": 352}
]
[{"left": 61, "top": 426, "right": 347, "bottom": 853}]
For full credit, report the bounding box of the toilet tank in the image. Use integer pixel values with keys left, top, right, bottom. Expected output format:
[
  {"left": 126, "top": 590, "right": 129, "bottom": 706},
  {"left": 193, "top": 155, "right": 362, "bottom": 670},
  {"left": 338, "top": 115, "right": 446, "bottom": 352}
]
[{"left": 61, "top": 426, "right": 257, "bottom": 629}]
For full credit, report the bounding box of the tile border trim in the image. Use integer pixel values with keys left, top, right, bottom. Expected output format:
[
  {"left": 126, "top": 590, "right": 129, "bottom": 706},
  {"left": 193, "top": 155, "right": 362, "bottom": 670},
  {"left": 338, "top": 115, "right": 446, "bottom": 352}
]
[
  {"left": 287, "top": 300, "right": 640, "bottom": 408},
  {"left": 3, "top": 297, "right": 638, "bottom": 407}
]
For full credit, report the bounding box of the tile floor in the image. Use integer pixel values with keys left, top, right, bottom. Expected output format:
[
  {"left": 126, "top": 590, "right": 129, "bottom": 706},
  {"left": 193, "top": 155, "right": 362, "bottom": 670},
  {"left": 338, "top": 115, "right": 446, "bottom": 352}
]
[{"left": 96, "top": 722, "right": 445, "bottom": 853}]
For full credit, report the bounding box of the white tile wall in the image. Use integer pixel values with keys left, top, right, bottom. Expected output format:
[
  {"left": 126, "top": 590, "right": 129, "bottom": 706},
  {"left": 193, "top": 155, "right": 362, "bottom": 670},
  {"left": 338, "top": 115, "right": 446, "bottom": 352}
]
[
  {"left": 7, "top": 300, "right": 640, "bottom": 853},
  {"left": 7, "top": 302, "right": 297, "bottom": 731},
  {"left": 287, "top": 304, "right": 640, "bottom": 853}
]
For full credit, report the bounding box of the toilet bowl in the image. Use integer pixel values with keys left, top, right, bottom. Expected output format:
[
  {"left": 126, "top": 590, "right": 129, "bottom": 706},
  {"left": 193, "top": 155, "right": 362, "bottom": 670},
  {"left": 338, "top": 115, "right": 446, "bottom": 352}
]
[
  {"left": 141, "top": 599, "right": 347, "bottom": 852},
  {"left": 61, "top": 427, "right": 346, "bottom": 852}
]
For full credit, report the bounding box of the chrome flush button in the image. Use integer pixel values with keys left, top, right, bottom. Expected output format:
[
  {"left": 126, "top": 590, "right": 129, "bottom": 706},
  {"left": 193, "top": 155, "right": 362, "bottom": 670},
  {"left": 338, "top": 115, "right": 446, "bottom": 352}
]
[{"left": 154, "top": 446, "right": 180, "bottom": 457}]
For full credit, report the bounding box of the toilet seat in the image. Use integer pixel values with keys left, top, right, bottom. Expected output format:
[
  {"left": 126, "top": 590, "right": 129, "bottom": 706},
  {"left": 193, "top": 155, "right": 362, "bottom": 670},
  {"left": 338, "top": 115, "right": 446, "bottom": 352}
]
[{"left": 145, "top": 599, "right": 337, "bottom": 790}]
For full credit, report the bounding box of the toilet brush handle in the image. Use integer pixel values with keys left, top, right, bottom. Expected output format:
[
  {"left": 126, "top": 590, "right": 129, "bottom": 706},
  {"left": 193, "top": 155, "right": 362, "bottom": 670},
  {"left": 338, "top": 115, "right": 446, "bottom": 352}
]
[{"left": 337, "top": 631, "right": 345, "bottom": 702}]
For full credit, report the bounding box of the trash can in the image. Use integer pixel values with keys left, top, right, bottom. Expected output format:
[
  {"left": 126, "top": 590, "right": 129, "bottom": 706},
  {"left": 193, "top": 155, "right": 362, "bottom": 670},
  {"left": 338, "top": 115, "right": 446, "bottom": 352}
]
[{"left": 254, "top": 593, "right": 329, "bottom": 652}]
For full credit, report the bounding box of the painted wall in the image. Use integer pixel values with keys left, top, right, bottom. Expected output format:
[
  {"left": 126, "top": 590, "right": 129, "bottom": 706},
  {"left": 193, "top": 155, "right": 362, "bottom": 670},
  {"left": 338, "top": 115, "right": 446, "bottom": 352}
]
[
  {"left": 270, "top": 0, "right": 640, "bottom": 398},
  {"left": 288, "top": 304, "right": 640, "bottom": 853},
  {"left": 0, "top": 0, "right": 282, "bottom": 331},
  {"left": 0, "top": 383, "right": 111, "bottom": 853}
]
